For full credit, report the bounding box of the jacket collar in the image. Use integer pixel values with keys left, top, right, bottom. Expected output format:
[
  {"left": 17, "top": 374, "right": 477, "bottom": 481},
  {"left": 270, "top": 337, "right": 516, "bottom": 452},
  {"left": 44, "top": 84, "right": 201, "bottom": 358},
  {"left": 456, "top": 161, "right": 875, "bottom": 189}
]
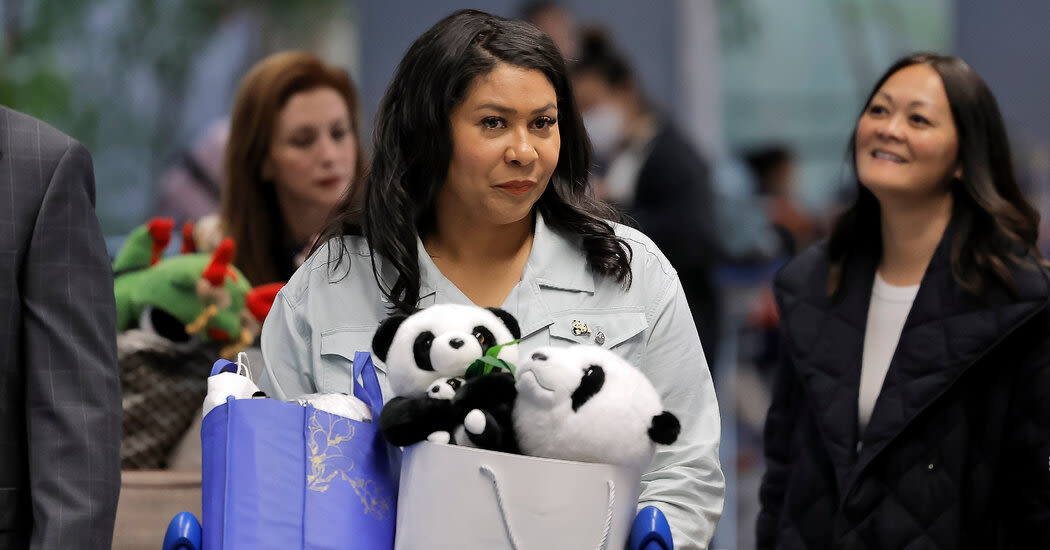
[
  {"left": 524, "top": 211, "right": 596, "bottom": 294},
  {"left": 776, "top": 217, "right": 1050, "bottom": 496},
  {"left": 516, "top": 212, "right": 596, "bottom": 339},
  {"left": 414, "top": 236, "right": 439, "bottom": 305},
  {"left": 414, "top": 212, "right": 595, "bottom": 337}
]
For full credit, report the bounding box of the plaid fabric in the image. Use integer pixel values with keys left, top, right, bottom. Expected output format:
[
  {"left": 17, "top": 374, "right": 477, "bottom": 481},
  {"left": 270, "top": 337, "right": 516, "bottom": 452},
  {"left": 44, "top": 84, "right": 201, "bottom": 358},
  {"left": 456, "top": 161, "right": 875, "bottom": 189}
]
[
  {"left": 0, "top": 106, "right": 121, "bottom": 550},
  {"left": 118, "top": 330, "right": 215, "bottom": 469}
]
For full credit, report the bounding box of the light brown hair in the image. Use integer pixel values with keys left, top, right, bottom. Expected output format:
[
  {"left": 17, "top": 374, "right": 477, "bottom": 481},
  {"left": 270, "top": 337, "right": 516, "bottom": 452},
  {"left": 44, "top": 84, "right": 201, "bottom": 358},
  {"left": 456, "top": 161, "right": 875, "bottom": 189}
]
[{"left": 222, "top": 51, "right": 365, "bottom": 285}]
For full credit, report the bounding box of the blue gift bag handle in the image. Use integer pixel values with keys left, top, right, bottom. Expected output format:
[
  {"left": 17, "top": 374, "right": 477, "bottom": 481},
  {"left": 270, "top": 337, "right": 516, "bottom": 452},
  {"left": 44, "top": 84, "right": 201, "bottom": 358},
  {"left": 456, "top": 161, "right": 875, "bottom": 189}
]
[
  {"left": 211, "top": 359, "right": 237, "bottom": 377},
  {"left": 211, "top": 353, "right": 253, "bottom": 379},
  {"left": 352, "top": 351, "right": 385, "bottom": 415}
]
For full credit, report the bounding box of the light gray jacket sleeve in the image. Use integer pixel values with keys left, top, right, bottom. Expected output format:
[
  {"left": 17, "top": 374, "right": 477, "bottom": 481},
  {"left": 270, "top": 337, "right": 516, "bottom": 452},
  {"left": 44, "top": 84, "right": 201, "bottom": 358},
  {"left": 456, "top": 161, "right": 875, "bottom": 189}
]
[
  {"left": 638, "top": 269, "right": 725, "bottom": 549},
  {"left": 259, "top": 283, "right": 319, "bottom": 400}
]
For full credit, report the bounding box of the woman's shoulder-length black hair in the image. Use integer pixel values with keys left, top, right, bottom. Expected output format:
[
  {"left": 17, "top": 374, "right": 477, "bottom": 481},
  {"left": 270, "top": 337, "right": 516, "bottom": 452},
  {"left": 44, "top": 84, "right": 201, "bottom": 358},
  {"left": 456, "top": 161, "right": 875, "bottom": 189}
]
[
  {"left": 316, "top": 8, "right": 629, "bottom": 312},
  {"left": 826, "top": 52, "right": 1044, "bottom": 297}
]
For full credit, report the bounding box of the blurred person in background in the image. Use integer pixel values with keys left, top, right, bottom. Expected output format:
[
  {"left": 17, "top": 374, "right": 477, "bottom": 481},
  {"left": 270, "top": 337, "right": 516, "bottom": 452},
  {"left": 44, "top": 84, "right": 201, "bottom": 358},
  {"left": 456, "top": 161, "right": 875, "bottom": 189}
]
[
  {"left": 0, "top": 105, "right": 121, "bottom": 549},
  {"left": 207, "top": 51, "right": 365, "bottom": 286},
  {"left": 153, "top": 118, "right": 230, "bottom": 225},
  {"left": 520, "top": 1, "right": 580, "bottom": 61},
  {"left": 743, "top": 145, "right": 818, "bottom": 255},
  {"left": 259, "top": 10, "right": 724, "bottom": 547},
  {"left": 571, "top": 27, "right": 724, "bottom": 369},
  {"left": 116, "top": 52, "right": 366, "bottom": 473},
  {"left": 758, "top": 53, "right": 1050, "bottom": 549}
]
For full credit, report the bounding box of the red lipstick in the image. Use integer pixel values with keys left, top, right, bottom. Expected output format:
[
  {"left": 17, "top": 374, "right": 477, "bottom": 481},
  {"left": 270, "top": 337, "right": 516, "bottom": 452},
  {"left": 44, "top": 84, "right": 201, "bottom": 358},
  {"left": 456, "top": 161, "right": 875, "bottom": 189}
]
[
  {"left": 316, "top": 176, "right": 343, "bottom": 189},
  {"left": 496, "top": 180, "right": 536, "bottom": 195}
]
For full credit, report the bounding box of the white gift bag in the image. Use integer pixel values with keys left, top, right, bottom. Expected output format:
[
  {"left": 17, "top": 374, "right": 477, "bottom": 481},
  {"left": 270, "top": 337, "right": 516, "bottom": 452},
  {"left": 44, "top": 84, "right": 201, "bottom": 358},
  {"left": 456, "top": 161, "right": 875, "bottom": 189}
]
[
  {"left": 202, "top": 352, "right": 260, "bottom": 417},
  {"left": 394, "top": 442, "right": 642, "bottom": 550}
]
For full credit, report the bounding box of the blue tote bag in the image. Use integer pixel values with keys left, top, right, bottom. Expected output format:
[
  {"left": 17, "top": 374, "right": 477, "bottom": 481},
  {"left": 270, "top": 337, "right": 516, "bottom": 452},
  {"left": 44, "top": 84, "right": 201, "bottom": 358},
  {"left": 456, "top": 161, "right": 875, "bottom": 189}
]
[{"left": 201, "top": 351, "right": 399, "bottom": 550}]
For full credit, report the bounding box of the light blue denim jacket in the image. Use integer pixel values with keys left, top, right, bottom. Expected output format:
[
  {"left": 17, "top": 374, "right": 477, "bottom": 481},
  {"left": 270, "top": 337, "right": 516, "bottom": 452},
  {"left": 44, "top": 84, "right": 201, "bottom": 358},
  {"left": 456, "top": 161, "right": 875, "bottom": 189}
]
[{"left": 260, "top": 214, "right": 724, "bottom": 549}]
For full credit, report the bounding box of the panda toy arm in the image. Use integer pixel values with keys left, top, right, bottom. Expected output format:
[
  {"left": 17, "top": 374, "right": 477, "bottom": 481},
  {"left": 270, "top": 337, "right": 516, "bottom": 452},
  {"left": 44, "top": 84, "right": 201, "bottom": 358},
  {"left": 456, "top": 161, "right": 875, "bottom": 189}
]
[
  {"left": 378, "top": 396, "right": 459, "bottom": 447},
  {"left": 451, "top": 373, "right": 519, "bottom": 453},
  {"left": 649, "top": 411, "right": 681, "bottom": 445},
  {"left": 452, "top": 372, "right": 516, "bottom": 411}
]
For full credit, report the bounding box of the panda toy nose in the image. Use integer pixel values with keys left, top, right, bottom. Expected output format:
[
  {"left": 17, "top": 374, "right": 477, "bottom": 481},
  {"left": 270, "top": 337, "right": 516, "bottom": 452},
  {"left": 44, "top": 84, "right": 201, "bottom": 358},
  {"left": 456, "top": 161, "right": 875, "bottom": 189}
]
[
  {"left": 531, "top": 352, "right": 547, "bottom": 361},
  {"left": 449, "top": 338, "right": 464, "bottom": 349}
]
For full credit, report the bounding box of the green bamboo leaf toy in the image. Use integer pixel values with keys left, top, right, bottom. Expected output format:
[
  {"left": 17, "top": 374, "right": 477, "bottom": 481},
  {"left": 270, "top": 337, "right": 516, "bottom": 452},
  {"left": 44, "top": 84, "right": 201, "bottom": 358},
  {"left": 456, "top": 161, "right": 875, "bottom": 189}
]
[{"left": 465, "top": 339, "right": 520, "bottom": 378}]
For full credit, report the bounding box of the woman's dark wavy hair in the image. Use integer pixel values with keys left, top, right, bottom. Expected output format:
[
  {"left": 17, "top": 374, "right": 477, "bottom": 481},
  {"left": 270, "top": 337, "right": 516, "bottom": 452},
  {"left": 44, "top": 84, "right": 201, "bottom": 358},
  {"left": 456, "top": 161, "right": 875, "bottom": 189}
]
[
  {"left": 827, "top": 52, "right": 1043, "bottom": 297},
  {"left": 315, "top": 9, "right": 630, "bottom": 312}
]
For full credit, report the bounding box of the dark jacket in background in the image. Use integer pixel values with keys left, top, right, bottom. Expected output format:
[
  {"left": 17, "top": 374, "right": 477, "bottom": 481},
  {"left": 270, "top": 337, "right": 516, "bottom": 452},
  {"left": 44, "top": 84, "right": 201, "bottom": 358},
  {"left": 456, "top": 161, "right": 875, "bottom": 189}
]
[
  {"left": 626, "top": 122, "right": 722, "bottom": 368},
  {"left": 0, "top": 106, "right": 122, "bottom": 549},
  {"left": 757, "top": 228, "right": 1050, "bottom": 549}
]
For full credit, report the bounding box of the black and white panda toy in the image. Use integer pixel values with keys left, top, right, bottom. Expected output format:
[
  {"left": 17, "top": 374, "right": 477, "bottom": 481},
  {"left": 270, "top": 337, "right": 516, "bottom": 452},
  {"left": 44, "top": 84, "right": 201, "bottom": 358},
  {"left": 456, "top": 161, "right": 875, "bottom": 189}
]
[
  {"left": 372, "top": 303, "right": 521, "bottom": 450},
  {"left": 513, "top": 345, "right": 681, "bottom": 471},
  {"left": 425, "top": 376, "right": 465, "bottom": 400},
  {"left": 372, "top": 303, "right": 521, "bottom": 397},
  {"left": 417, "top": 373, "right": 520, "bottom": 453}
]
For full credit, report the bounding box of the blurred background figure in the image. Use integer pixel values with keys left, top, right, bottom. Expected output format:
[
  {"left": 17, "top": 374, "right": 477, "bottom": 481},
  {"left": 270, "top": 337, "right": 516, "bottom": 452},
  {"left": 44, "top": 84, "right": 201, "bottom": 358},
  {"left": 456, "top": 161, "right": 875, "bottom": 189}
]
[
  {"left": 742, "top": 145, "right": 819, "bottom": 255},
  {"left": 520, "top": 1, "right": 580, "bottom": 61},
  {"left": 112, "top": 50, "right": 365, "bottom": 548},
  {"left": 153, "top": 118, "right": 230, "bottom": 225},
  {"left": 115, "top": 47, "right": 364, "bottom": 487},
  {"left": 571, "top": 27, "right": 724, "bottom": 370},
  {"left": 209, "top": 51, "right": 365, "bottom": 286}
]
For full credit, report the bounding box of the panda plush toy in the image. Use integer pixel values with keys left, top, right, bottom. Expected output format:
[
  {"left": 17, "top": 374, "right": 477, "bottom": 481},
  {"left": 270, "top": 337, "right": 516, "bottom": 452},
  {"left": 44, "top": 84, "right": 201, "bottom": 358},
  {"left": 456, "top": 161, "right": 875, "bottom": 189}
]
[
  {"left": 372, "top": 304, "right": 521, "bottom": 451},
  {"left": 413, "top": 373, "right": 520, "bottom": 453},
  {"left": 513, "top": 345, "right": 681, "bottom": 472},
  {"left": 425, "top": 376, "right": 465, "bottom": 400}
]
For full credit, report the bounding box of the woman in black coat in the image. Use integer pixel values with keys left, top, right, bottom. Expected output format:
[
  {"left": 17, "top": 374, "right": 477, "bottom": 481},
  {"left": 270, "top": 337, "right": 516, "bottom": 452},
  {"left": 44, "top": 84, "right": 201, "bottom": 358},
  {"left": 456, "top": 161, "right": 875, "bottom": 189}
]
[{"left": 757, "top": 53, "right": 1050, "bottom": 549}]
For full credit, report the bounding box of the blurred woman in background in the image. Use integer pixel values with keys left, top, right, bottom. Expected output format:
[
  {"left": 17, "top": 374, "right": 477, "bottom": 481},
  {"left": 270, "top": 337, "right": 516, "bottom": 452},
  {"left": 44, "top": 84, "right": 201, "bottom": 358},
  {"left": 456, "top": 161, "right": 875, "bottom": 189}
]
[
  {"left": 758, "top": 53, "right": 1050, "bottom": 549},
  {"left": 213, "top": 51, "right": 364, "bottom": 285}
]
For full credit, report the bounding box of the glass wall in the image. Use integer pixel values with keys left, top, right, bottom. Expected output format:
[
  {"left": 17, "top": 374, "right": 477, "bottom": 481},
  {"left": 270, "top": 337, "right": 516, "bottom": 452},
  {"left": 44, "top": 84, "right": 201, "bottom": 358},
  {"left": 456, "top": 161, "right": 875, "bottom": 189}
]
[{"left": 720, "top": 0, "right": 953, "bottom": 211}]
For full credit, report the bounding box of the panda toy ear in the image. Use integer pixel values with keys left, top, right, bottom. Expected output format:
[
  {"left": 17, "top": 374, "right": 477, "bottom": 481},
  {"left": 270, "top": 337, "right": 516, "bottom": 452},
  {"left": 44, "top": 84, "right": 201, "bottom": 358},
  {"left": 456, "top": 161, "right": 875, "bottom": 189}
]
[
  {"left": 648, "top": 411, "right": 681, "bottom": 445},
  {"left": 372, "top": 314, "right": 409, "bottom": 362},
  {"left": 485, "top": 307, "right": 521, "bottom": 340}
]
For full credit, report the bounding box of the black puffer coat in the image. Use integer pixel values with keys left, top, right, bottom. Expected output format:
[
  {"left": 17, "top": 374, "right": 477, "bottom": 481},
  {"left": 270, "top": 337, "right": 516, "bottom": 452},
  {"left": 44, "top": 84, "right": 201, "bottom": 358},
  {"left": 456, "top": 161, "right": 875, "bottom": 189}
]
[{"left": 757, "top": 233, "right": 1050, "bottom": 549}]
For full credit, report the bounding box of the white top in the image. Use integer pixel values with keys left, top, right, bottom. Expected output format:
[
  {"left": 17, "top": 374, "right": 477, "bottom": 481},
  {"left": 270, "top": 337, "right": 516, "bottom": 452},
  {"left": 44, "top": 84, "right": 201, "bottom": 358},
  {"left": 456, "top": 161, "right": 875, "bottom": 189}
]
[
  {"left": 602, "top": 138, "right": 649, "bottom": 205},
  {"left": 601, "top": 121, "right": 657, "bottom": 206},
  {"left": 858, "top": 272, "right": 919, "bottom": 434}
]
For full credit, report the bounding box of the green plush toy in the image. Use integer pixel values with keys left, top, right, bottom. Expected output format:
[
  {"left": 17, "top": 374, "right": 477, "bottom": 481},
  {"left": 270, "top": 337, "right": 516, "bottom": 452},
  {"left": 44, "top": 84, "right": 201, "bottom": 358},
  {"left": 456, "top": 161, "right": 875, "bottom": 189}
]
[{"left": 113, "top": 218, "right": 278, "bottom": 358}]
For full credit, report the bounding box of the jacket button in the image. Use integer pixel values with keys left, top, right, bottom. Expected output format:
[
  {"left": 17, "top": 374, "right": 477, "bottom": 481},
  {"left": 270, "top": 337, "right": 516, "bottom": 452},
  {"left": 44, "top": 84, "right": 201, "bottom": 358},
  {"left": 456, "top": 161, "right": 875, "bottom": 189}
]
[{"left": 927, "top": 463, "right": 935, "bottom": 470}]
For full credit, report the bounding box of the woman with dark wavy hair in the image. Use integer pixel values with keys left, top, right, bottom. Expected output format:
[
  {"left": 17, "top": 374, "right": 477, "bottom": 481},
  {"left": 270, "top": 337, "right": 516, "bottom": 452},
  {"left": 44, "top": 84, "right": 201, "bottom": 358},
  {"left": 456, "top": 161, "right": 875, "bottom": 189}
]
[
  {"left": 758, "top": 53, "right": 1050, "bottom": 549},
  {"left": 259, "top": 9, "right": 723, "bottom": 548}
]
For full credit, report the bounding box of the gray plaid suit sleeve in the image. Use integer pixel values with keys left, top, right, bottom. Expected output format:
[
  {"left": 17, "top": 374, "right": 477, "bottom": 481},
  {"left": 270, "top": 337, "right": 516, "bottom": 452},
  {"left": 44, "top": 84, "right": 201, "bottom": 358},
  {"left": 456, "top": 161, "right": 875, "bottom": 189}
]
[{"left": 0, "top": 107, "right": 121, "bottom": 550}]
